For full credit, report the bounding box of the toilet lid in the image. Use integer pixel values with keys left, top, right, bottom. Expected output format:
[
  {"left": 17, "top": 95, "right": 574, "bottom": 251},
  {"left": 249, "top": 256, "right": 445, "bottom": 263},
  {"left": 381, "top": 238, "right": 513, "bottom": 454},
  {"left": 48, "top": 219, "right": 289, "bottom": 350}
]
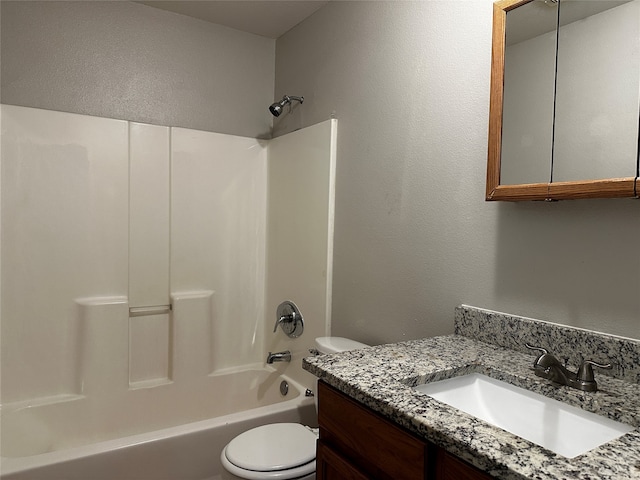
[{"left": 225, "top": 423, "right": 317, "bottom": 472}]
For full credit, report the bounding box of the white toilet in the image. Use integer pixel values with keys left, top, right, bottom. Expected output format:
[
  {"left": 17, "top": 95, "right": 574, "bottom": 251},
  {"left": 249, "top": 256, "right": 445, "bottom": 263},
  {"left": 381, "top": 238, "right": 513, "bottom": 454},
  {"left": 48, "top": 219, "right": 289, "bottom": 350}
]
[{"left": 220, "top": 336, "right": 368, "bottom": 480}]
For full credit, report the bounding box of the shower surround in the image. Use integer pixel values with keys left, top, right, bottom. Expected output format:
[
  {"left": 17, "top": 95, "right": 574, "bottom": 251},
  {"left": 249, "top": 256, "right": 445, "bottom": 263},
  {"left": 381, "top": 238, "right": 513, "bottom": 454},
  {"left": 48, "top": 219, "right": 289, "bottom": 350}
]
[{"left": 1, "top": 105, "right": 336, "bottom": 469}]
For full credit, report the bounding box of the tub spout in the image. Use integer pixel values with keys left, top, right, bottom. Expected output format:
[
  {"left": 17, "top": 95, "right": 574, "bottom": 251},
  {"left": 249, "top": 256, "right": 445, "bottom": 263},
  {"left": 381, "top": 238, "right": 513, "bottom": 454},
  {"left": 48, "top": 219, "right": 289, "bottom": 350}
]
[{"left": 266, "top": 350, "right": 291, "bottom": 364}]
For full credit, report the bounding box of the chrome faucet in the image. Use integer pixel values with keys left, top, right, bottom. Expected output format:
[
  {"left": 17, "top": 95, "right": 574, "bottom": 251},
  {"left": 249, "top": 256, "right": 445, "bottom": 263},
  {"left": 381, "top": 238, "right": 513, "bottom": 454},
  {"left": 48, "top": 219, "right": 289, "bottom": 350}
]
[
  {"left": 525, "top": 344, "right": 611, "bottom": 392},
  {"left": 266, "top": 350, "right": 291, "bottom": 364}
]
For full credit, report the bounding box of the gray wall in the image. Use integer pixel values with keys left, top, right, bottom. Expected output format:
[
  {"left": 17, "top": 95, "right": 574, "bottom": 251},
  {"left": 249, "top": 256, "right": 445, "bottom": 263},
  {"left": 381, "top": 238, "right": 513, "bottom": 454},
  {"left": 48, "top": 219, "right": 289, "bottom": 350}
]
[
  {"left": 274, "top": 1, "right": 640, "bottom": 343},
  {"left": 2, "top": 0, "right": 638, "bottom": 344},
  {"left": 1, "top": 1, "right": 275, "bottom": 138}
]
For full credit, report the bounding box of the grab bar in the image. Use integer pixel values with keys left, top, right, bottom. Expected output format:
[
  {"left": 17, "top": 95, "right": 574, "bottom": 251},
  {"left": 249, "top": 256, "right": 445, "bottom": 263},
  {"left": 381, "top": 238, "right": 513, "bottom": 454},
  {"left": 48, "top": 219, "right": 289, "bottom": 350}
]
[{"left": 129, "top": 305, "right": 172, "bottom": 317}]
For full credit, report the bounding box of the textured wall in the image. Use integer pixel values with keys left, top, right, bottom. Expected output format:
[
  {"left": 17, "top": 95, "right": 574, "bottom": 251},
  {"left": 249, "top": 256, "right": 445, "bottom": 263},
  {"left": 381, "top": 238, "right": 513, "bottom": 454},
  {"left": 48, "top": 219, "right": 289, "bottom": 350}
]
[
  {"left": 2, "top": 0, "right": 638, "bottom": 345},
  {"left": 274, "top": 1, "right": 640, "bottom": 343},
  {"left": 0, "top": 1, "right": 275, "bottom": 138}
]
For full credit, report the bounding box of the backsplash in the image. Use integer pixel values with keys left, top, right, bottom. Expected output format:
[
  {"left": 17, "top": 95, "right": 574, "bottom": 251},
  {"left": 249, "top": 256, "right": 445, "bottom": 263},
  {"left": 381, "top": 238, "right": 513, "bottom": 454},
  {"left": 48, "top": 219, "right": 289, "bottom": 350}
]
[{"left": 455, "top": 305, "right": 640, "bottom": 384}]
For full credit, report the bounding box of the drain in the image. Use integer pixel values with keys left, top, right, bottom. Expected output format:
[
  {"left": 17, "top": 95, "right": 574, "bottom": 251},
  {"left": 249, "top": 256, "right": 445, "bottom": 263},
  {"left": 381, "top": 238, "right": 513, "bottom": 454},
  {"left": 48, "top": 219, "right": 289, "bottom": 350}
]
[{"left": 279, "top": 380, "right": 289, "bottom": 396}]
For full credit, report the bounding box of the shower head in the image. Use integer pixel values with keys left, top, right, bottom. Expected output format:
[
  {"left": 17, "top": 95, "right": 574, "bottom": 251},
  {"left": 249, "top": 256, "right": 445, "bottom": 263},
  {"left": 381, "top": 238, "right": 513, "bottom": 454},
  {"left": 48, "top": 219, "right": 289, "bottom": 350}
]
[{"left": 269, "top": 95, "right": 304, "bottom": 117}]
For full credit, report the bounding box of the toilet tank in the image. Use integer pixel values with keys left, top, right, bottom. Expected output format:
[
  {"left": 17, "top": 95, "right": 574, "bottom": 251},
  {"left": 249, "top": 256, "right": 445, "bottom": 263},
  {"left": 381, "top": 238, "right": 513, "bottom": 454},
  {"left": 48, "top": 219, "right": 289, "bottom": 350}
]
[
  {"left": 314, "top": 337, "right": 368, "bottom": 354},
  {"left": 312, "top": 337, "right": 369, "bottom": 412}
]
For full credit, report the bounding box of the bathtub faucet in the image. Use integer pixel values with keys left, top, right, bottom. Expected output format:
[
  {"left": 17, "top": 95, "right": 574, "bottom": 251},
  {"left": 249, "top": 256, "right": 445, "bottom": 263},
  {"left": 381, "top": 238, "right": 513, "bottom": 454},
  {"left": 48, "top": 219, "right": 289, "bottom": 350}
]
[{"left": 266, "top": 350, "right": 291, "bottom": 364}]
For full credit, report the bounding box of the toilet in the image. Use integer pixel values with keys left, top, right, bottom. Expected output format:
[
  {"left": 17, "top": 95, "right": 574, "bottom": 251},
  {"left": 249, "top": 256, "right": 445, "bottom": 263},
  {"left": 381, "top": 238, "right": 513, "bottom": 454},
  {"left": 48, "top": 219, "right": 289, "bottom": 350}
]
[{"left": 220, "top": 336, "right": 368, "bottom": 480}]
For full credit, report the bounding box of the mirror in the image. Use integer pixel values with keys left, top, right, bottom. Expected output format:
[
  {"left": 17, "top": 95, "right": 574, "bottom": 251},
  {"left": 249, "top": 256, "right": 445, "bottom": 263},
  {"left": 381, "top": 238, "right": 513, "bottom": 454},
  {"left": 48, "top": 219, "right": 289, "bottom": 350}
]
[{"left": 486, "top": 0, "right": 640, "bottom": 201}]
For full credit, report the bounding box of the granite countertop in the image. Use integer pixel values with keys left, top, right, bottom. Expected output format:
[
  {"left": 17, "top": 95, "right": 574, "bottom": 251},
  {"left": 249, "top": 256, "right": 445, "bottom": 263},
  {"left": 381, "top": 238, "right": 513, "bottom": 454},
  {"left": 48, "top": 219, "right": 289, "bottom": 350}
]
[{"left": 303, "top": 308, "right": 640, "bottom": 480}]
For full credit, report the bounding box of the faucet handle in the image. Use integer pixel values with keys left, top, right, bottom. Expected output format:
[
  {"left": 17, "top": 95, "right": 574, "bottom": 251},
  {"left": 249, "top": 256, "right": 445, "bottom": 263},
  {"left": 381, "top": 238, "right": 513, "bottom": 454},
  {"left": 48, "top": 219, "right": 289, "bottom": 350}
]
[
  {"left": 577, "top": 360, "right": 612, "bottom": 382},
  {"left": 273, "top": 301, "right": 304, "bottom": 338},
  {"left": 525, "top": 344, "right": 552, "bottom": 371},
  {"left": 525, "top": 343, "right": 548, "bottom": 356},
  {"left": 525, "top": 343, "right": 548, "bottom": 353}
]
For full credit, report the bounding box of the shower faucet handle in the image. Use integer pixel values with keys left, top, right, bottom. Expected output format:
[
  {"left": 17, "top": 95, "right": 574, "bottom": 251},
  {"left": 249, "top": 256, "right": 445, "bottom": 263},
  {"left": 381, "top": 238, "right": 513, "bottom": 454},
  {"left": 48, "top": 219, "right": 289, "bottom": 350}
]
[{"left": 273, "top": 300, "right": 304, "bottom": 338}]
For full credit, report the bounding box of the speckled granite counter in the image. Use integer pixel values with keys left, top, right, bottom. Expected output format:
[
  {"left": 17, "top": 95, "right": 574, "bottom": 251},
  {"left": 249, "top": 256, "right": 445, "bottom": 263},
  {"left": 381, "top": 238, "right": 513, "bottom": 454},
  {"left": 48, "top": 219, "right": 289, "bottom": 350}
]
[{"left": 303, "top": 306, "right": 640, "bottom": 480}]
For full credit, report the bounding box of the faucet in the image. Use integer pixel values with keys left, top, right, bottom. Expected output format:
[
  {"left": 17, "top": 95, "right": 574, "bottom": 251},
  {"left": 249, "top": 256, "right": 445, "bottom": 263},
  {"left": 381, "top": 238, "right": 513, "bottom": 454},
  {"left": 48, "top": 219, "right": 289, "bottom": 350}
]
[
  {"left": 525, "top": 344, "right": 611, "bottom": 392},
  {"left": 266, "top": 350, "right": 291, "bottom": 364}
]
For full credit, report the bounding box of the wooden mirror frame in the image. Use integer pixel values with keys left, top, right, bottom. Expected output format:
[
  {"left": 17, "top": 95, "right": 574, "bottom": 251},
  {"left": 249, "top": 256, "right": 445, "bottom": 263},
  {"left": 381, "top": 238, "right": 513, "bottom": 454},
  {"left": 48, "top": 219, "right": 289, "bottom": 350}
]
[{"left": 486, "top": 0, "right": 640, "bottom": 201}]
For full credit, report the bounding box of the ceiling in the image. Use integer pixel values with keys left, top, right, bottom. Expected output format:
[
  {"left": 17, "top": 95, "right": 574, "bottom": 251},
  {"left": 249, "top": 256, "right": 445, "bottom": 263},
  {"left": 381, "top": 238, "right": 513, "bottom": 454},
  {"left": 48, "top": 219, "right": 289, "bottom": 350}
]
[{"left": 137, "top": 1, "right": 329, "bottom": 39}]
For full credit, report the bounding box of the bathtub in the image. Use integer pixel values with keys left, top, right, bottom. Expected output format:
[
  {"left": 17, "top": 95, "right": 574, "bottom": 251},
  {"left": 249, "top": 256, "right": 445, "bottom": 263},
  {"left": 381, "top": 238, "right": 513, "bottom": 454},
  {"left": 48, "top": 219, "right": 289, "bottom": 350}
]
[{"left": 0, "top": 368, "right": 317, "bottom": 480}]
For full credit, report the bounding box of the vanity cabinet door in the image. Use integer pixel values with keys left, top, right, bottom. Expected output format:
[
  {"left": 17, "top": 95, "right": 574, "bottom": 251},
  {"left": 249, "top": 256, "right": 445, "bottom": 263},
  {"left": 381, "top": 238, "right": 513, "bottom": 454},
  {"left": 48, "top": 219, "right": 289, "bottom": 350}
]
[
  {"left": 316, "top": 439, "right": 371, "bottom": 480},
  {"left": 317, "top": 381, "right": 428, "bottom": 479},
  {"left": 435, "top": 449, "right": 494, "bottom": 480},
  {"left": 317, "top": 381, "right": 496, "bottom": 480}
]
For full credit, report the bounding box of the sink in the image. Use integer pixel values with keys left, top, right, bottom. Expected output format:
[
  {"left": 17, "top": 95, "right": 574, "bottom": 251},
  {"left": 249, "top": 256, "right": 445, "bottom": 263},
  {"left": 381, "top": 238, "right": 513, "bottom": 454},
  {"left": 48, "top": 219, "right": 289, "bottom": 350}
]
[{"left": 414, "top": 373, "right": 634, "bottom": 458}]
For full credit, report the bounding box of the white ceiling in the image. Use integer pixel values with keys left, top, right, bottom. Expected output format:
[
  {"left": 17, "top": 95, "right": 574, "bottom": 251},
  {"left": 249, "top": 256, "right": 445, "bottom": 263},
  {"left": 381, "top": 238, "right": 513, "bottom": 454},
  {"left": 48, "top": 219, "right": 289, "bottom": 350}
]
[{"left": 137, "top": 1, "right": 329, "bottom": 39}]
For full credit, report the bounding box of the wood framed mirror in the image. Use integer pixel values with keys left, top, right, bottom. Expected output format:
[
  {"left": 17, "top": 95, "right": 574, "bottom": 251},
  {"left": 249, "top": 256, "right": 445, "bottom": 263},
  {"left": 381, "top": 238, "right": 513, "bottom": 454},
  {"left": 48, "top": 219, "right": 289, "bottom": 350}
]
[{"left": 486, "top": 0, "right": 640, "bottom": 201}]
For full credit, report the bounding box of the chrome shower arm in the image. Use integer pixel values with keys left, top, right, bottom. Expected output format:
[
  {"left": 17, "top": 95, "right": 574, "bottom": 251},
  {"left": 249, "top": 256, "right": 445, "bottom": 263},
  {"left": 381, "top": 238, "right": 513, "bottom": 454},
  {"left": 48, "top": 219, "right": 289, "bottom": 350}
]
[{"left": 283, "top": 95, "right": 304, "bottom": 104}]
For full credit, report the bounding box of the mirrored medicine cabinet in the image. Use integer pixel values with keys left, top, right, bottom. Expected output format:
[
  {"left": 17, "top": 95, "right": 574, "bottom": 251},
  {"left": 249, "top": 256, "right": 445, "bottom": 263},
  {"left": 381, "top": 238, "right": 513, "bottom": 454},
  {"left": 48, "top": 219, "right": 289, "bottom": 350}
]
[{"left": 486, "top": 0, "right": 640, "bottom": 201}]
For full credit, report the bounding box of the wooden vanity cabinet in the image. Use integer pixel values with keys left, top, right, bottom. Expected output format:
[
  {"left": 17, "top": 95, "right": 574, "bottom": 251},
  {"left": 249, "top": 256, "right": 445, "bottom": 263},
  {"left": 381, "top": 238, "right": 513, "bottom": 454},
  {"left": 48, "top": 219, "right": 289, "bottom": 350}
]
[{"left": 316, "top": 381, "right": 494, "bottom": 480}]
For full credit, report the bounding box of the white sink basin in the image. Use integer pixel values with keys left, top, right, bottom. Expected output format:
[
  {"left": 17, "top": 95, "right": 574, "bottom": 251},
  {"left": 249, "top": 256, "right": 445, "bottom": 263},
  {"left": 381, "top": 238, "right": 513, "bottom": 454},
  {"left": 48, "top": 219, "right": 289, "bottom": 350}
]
[{"left": 414, "top": 373, "right": 634, "bottom": 458}]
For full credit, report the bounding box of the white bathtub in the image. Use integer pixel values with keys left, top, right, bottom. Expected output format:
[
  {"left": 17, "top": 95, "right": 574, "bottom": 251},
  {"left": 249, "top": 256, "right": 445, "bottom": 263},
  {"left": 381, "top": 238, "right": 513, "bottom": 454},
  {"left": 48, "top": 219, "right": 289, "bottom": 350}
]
[{"left": 0, "top": 368, "right": 317, "bottom": 480}]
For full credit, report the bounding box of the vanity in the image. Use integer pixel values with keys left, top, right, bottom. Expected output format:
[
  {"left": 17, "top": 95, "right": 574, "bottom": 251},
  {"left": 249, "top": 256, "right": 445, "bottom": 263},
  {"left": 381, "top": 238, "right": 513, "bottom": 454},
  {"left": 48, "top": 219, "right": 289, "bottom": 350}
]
[
  {"left": 316, "top": 380, "right": 492, "bottom": 479},
  {"left": 303, "top": 306, "right": 640, "bottom": 479}
]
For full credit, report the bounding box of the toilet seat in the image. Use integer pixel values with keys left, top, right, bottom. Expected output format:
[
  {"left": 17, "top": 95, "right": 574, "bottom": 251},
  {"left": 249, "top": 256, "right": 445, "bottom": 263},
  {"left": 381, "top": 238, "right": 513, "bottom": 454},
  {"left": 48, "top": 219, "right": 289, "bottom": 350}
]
[{"left": 221, "top": 423, "right": 317, "bottom": 479}]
